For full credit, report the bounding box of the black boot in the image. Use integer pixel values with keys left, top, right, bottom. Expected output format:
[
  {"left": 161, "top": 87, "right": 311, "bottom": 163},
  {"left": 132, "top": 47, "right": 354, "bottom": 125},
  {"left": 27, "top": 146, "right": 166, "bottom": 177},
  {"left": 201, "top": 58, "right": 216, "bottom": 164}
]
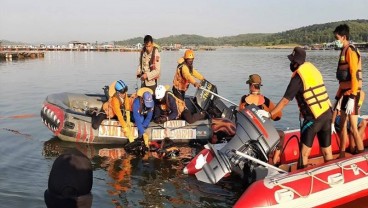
[{"left": 124, "top": 137, "right": 147, "bottom": 155}]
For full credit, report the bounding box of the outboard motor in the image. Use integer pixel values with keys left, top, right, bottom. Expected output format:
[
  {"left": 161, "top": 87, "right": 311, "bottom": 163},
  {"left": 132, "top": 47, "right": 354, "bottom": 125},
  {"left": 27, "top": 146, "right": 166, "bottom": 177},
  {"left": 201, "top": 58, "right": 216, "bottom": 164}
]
[
  {"left": 195, "top": 104, "right": 280, "bottom": 184},
  {"left": 195, "top": 80, "right": 218, "bottom": 111},
  {"left": 195, "top": 80, "right": 237, "bottom": 121}
]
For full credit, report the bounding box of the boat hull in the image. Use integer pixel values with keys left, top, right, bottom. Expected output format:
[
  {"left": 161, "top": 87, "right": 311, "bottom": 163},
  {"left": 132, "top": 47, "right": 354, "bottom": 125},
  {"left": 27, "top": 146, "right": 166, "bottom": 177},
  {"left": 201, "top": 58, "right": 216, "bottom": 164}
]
[
  {"left": 234, "top": 153, "right": 368, "bottom": 208},
  {"left": 41, "top": 93, "right": 214, "bottom": 144}
]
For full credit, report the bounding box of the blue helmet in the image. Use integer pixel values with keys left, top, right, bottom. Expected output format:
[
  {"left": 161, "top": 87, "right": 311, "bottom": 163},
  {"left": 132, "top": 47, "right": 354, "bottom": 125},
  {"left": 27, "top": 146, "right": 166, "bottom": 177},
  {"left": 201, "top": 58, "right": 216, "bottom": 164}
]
[{"left": 115, "top": 80, "right": 128, "bottom": 93}]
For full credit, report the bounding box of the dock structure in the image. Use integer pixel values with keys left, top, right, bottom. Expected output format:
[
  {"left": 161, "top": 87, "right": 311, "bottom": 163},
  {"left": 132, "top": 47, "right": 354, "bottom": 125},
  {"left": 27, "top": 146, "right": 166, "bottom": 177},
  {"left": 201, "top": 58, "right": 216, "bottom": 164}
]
[
  {"left": 0, "top": 46, "right": 140, "bottom": 52},
  {"left": 0, "top": 51, "right": 45, "bottom": 60}
]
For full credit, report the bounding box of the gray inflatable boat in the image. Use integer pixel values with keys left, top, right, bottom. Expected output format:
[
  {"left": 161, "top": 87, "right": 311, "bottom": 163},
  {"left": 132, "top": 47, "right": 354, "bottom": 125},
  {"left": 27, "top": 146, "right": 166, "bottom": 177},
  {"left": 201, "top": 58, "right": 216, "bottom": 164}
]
[{"left": 40, "top": 81, "right": 236, "bottom": 144}]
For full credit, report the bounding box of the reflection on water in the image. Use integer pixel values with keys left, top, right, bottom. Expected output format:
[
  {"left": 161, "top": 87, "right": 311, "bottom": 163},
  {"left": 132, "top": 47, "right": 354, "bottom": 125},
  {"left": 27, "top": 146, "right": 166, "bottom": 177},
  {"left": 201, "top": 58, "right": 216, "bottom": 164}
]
[
  {"left": 42, "top": 138, "right": 243, "bottom": 207},
  {"left": 1, "top": 48, "right": 367, "bottom": 207}
]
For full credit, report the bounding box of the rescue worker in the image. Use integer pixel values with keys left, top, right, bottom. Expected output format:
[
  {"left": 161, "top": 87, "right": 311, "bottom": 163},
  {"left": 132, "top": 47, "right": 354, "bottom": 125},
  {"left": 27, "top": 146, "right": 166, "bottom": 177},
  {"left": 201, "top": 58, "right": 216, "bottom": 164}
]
[
  {"left": 136, "top": 35, "right": 161, "bottom": 93},
  {"left": 154, "top": 85, "right": 206, "bottom": 124},
  {"left": 91, "top": 80, "right": 133, "bottom": 141},
  {"left": 239, "top": 74, "right": 284, "bottom": 165},
  {"left": 258, "top": 47, "right": 333, "bottom": 169},
  {"left": 333, "top": 24, "right": 364, "bottom": 158},
  {"left": 131, "top": 88, "right": 154, "bottom": 145},
  {"left": 172, "top": 49, "right": 205, "bottom": 100}
]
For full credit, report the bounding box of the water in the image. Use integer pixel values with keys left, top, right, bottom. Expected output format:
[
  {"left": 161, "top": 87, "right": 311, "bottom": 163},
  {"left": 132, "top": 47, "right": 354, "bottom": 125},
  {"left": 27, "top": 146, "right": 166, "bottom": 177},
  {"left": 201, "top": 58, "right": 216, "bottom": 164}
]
[{"left": 0, "top": 48, "right": 367, "bottom": 207}]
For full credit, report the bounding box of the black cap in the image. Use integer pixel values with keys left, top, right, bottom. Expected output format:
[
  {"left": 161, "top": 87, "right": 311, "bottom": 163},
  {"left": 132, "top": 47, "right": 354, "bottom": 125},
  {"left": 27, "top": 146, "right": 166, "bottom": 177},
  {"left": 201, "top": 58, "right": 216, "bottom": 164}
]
[{"left": 287, "top": 47, "right": 306, "bottom": 65}]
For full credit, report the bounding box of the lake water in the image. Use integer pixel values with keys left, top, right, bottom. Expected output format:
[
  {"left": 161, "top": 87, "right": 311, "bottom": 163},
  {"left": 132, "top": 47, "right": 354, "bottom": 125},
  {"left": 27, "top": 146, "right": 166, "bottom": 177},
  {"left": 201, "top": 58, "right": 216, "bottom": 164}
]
[{"left": 0, "top": 48, "right": 367, "bottom": 207}]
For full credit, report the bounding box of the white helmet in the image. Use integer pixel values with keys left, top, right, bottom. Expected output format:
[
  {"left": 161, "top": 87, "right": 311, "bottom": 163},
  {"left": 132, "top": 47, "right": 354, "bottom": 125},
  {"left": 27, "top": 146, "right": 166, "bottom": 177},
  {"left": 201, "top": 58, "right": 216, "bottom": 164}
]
[{"left": 155, "top": 85, "right": 166, "bottom": 99}]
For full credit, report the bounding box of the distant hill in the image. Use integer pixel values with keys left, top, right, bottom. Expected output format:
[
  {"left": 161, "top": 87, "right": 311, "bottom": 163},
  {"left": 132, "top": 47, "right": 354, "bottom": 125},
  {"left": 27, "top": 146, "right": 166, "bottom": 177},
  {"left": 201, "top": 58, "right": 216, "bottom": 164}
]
[
  {"left": 0, "top": 40, "right": 29, "bottom": 45},
  {"left": 115, "top": 19, "right": 368, "bottom": 46}
]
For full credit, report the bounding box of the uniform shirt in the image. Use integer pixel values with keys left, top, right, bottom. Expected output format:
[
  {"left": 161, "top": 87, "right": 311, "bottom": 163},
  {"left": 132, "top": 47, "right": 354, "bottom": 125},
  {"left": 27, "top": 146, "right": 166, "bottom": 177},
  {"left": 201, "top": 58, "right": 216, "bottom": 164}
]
[
  {"left": 132, "top": 97, "right": 153, "bottom": 136},
  {"left": 283, "top": 74, "right": 314, "bottom": 120},
  {"left": 137, "top": 47, "right": 161, "bottom": 87}
]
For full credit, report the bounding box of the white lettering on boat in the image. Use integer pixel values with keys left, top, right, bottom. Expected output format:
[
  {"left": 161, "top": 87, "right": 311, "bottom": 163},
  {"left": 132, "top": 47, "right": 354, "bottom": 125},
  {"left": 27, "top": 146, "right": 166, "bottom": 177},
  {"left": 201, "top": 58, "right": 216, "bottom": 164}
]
[
  {"left": 196, "top": 130, "right": 207, "bottom": 136},
  {"left": 163, "top": 120, "right": 186, "bottom": 128},
  {"left": 151, "top": 129, "right": 196, "bottom": 140},
  {"left": 200, "top": 83, "right": 213, "bottom": 100},
  {"left": 98, "top": 120, "right": 137, "bottom": 138}
]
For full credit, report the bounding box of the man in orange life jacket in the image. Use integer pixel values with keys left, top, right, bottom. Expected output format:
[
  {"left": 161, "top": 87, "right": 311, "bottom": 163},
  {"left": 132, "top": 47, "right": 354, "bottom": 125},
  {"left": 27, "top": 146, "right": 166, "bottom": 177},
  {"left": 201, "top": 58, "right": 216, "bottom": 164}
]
[
  {"left": 91, "top": 80, "right": 133, "bottom": 141},
  {"left": 154, "top": 85, "right": 206, "bottom": 124},
  {"left": 259, "top": 47, "right": 333, "bottom": 169},
  {"left": 239, "top": 74, "right": 284, "bottom": 165},
  {"left": 137, "top": 35, "right": 161, "bottom": 93},
  {"left": 333, "top": 24, "right": 364, "bottom": 158},
  {"left": 172, "top": 49, "right": 205, "bottom": 100}
]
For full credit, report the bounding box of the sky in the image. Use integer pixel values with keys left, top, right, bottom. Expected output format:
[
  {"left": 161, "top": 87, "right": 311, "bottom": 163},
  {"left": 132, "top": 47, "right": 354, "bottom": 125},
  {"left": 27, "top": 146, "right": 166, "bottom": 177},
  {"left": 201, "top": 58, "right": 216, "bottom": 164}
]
[{"left": 1, "top": 0, "right": 367, "bottom": 44}]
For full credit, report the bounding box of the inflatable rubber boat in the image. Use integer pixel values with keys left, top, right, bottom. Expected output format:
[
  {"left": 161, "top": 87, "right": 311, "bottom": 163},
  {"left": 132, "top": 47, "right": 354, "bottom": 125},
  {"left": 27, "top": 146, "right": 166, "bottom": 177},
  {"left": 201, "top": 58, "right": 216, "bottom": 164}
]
[
  {"left": 233, "top": 152, "right": 368, "bottom": 208},
  {"left": 184, "top": 105, "right": 368, "bottom": 207},
  {"left": 184, "top": 105, "right": 368, "bottom": 183},
  {"left": 41, "top": 81, "right": 236, "bottom": 144}
]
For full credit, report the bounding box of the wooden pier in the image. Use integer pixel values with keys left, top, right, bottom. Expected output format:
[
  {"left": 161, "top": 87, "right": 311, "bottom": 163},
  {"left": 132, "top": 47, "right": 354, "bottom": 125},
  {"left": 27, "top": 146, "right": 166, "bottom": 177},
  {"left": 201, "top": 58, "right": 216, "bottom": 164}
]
[
  {"left": 0, "top": 51, "right": 45, "bottom": 60},
  {"left": 0, "top": 47, "right": 140, "bottom": 52}
]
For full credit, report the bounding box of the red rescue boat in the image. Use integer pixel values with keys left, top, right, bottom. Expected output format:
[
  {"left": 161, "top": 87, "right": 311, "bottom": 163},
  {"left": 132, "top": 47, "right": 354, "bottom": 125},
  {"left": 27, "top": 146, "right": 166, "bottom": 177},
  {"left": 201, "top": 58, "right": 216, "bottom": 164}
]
[
  {"left": 234, "top": 153, "right": 368, "bottom": 208},
  {"left": 184, "top": 105, "right": 368, "bottom": 207},
  {"left": 184, "top": 115, "right": 368, "bottom": 175}
]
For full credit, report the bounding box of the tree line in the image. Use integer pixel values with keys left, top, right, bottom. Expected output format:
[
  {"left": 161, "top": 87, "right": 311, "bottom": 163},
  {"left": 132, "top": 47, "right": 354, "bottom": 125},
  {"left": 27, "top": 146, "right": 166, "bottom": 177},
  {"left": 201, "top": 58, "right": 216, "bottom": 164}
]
[{"left": 115, "top": 19, "right": 368, "bottom": 46}]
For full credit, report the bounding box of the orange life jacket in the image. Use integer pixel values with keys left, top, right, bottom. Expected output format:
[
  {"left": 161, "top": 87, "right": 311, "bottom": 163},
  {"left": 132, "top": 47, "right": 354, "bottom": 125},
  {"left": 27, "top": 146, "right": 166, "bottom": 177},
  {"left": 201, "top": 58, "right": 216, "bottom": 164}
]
[
  {"left": 173, "top": 62, "right": 193, "bottom": 91},
  {"left": 239, "top": 93, "right": 282, "bottom": 121},
  {"left": 127, "top": 87, "right": 153, "bottom": 113},
  {"left": 159, "top": 92, "right": 185, "bottom": 118},
  {"left": 239, "top": 94, "right": 266, "bottom": 111},
  {"left": 102, "top": 93, "right": 128, "bottom": 119},
  {"left": 336, "top": 44, "right": 362, "bottom": 94}
]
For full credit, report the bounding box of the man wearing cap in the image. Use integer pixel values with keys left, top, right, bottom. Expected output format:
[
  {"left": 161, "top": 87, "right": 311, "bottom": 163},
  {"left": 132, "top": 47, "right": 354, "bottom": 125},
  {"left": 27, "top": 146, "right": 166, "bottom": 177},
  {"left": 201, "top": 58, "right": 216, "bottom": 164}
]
[
  {"left": 239, "top": 74, "right": 284, "bottom": 165},
  {"left": 258, "top": 47, "right": 333, "bottom": 169},
  {"left": 131, "top": 88, "right": 154, "bottom": 145}
]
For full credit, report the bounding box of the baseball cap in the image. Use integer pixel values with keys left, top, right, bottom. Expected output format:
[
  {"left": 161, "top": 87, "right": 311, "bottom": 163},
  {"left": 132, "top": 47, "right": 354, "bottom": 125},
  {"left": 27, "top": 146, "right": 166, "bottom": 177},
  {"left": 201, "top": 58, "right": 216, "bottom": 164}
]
[
  {"left": 246, "top": 74, "right": 262, "bottom": 85},
  {"left": 143, "top": 91, "right": 154, "bottom": 108},
  {"left": 288, "top": 47, "right": 306, "bottom": 65}
]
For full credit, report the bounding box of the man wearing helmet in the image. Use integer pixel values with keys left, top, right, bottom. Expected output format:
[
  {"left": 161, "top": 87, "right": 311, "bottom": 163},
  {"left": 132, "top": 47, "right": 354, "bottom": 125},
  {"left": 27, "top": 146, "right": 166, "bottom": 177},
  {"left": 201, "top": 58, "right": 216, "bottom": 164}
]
[
  {"left": 172, "top": 49, "right": 205, "bottom": 100},
  {"left": 137, "top": 35, "right": 161, "bottom": 92},
  {"left": 92, "top": 80, "right": 133, "bottom": 141},
  {"left": 154, "top": 85, "right": 206, "bottom": 124}
]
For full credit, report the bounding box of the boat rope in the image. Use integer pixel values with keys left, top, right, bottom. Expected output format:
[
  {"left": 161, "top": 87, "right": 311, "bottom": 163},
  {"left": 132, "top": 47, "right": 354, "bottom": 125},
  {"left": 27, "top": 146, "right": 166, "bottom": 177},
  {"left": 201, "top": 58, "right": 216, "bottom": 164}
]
[{"left": 273, "top": 155, "right": 368, "bottom": 199}]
